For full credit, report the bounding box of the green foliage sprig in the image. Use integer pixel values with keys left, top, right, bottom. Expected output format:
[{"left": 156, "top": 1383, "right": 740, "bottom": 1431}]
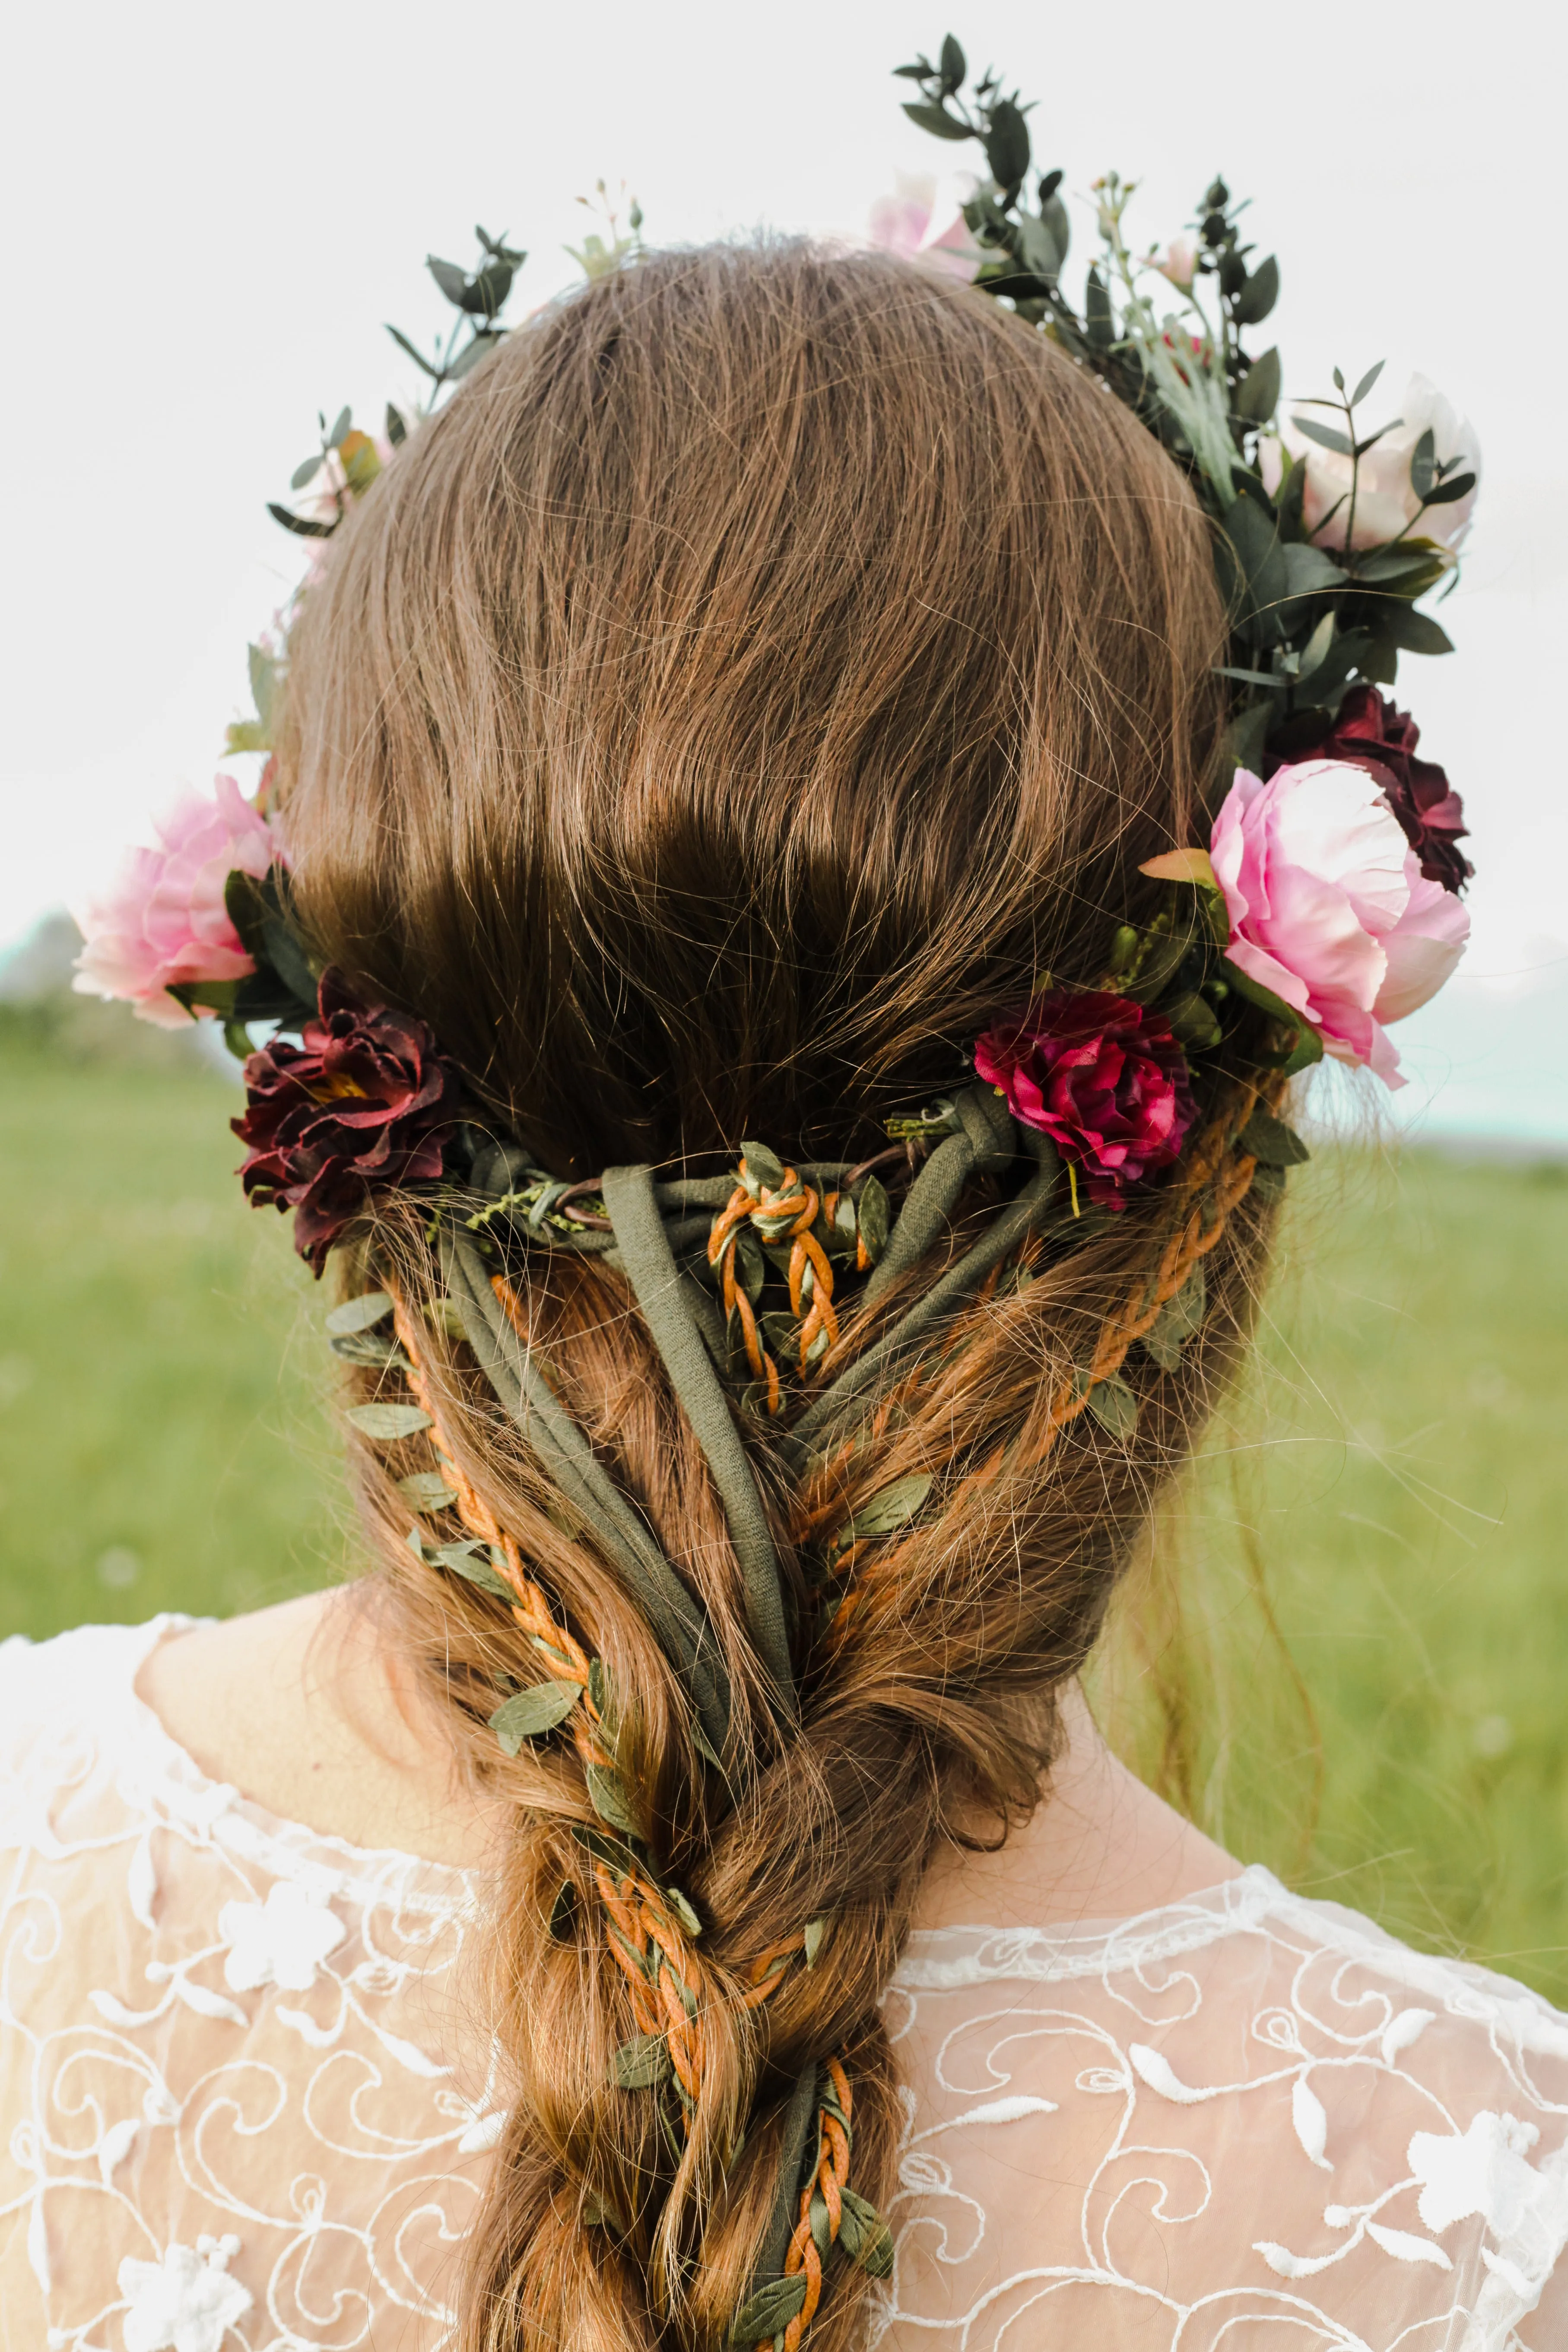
[{"left": 897, "top": 33, "right": 1474, "bottom": 771}]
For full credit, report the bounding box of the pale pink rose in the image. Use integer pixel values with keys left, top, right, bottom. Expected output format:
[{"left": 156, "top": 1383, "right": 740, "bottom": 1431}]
[
  {"left": 868, "top": 171, "right": 983, "bottom": 282},
  {"left": 71, "top": 776, "right": 282, "bottom": 1027},
  {"left": 1154, "top": 235, "right": 1199, "bottom": 291},
  {"left": 1210, "top": 759, "right": 1470, "bottom": 1088},
  {"left": 1257, "top": 374, "right": 1480, "bottom": 552}
]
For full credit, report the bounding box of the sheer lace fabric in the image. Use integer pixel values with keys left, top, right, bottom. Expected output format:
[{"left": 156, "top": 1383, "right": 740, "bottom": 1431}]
[{"left": 3, "top": 1620, "right": 1566, "bottom": 2352}]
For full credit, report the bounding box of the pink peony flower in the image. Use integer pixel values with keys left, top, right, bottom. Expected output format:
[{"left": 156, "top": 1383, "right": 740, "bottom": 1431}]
[
  {"left": 1257, "top": 374, "right": 1480, "bottom": 553},
  {"left": 868, "top": 171, "right": 983, "bottom": 282},
  {"left": 974, "top": 990, "right": 1196, "bottom": 1206},
  {"left": 1209, "top": 759, "right": 1470, "bottom": 1087},
  {"left": 1153, "top": 234, "right": 1199, "bottom": 291},
  {"left": 71, "top": 776, "right": 282, "bottom": 1028}
]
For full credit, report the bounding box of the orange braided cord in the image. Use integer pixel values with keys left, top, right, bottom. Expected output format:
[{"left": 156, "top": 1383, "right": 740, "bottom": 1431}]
[
  {"left": 388, "top": 1294, "right": 613, "bottom": 1773},
  {"left": 708, "top": 1159, "right": 841, "bottom": 1411},
  {"left": 740, "top": 1932, "right": 811, "bottom": 2009},
  {"left": 781, "top": 2057, "right": 854, "bottom": 2352},
  {"left": 595, "top": 1860, "right": 709, "bottom": 2113}
]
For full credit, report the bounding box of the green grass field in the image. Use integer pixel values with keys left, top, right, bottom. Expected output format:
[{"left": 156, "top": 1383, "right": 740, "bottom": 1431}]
[{"left": 3, "top": 1025, "right": 1565, "bottom": 1997}]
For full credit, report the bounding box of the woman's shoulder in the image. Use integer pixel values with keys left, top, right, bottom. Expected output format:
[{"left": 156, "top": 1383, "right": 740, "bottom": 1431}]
[{"left": 879, "top": 1869, "right": 1568, "bottom": 2350}]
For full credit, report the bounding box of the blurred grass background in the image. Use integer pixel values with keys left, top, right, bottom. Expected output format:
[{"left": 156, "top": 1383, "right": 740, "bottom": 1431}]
[{"left": 2, "top": 1008, "right": 1566, "bottom": 2000}]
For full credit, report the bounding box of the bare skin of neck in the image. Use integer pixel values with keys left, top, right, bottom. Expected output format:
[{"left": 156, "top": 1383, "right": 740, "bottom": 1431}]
[{"left": 138, "top": 1587, "right": 1240, "bottom": 1925}]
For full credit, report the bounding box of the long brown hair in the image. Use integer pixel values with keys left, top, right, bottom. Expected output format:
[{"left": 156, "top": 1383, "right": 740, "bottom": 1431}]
[{"left": 277, "top": 239, "right": 1272, "bottom": 2351}]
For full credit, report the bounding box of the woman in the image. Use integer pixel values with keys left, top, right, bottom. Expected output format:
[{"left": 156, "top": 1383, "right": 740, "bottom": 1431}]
[{"left": 3, "top": 242, "right": 1564, "bottom": 2351}]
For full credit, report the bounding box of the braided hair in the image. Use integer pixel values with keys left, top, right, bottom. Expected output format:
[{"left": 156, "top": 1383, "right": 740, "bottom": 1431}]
[{"left": 276, "top": 240, "right": 1280, "bottom": 2351}]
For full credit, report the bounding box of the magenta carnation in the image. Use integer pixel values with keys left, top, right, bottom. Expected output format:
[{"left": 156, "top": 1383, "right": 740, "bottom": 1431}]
[
  {"left": 70, "top": 775, "right": 280, "bottom": 1028},
  {"left": 234, "top": 973, "right": 461, "bottom": 1273},
  {"left": 974, "top": 990, "right": 1197, "bottom": 1206}
]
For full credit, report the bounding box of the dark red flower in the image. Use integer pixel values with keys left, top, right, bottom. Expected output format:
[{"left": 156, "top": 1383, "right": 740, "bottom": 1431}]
[
  {"left": 234, "top": 971, "right": 461, "bottom": 1273},
  {"left": 973, "top": 989, "right": 1196, "bottom": 1207},
  {"left": 1276, "top": 686, "right": 1471, "bottom": 894}
]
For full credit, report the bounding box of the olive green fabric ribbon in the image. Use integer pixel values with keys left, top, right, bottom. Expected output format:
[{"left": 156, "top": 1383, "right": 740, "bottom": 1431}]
[{"left": 454, "top": 1083, "right": 1058, "bottom": 1747}]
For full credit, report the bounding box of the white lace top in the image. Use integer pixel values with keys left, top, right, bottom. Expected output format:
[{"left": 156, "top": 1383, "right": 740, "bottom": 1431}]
[{"left": 3, "top": 1620, "right": 1566, "bottom": 2352}]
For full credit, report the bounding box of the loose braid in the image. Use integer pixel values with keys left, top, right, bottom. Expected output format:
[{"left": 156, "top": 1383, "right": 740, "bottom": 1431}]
[{"left": 277, "top": 240, "right": 1281, "bottom": 2351}]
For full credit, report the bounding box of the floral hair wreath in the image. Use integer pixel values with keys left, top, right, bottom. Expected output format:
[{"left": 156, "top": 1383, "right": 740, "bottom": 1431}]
[{"left": 71, "top": 37, "right": 1477, "bottom": 2350}]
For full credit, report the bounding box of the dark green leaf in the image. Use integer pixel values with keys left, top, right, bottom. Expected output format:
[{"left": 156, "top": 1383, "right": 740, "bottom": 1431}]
[
  {"left": 847, "top": 1470, "right": 933, "bottom": 1540},
  {"left": 1221, "top": 956, "right": 1309, "bottom": 1030},
  {"left": 902, "top": 98, "right": 974, "bottom": 140},
  {"left": 586, "top": 1763, "right": 639, "bottom": 1835},
  {"left": 855, "top": 1172, "right": 891, "bottom": 1262},
  {"left": 1419, "top": 470, "right": 1475, "bottom": 508},
  {"left": 267, "top": 501, "right": 335, "bottom": 540},
  {"left": 464, "top": 261, "right": 513, "bottom": 314},
  {"left": 426, "top": 255, "right": 470, "bottom": 307},
  {"left": 1408, "top": 425, "right": 1436, "bottom": 503},
  {"left": 1235, "top": 1106, "right": 1311, "bottom": 1167},
  {"left": 385, "top": 402, "right": 408, "bottom": 447},
  {"left": 1280, "top": 543, "right": 1347, "bottom": 597},
  {"left": 222, "top": 1019, "right": 252, "bottom": 1062},
  {"left": 1086, "top": 1377, "right": 1139, "bottom": 1440},
  {"left": 439, "top": 1545, "right": 516, "bottom": 1602},
  {"left": 326, "top": 1290, "right": 393, "bottom": 1336},
  {"left": 1084, "top": 264, "right": 1113, "bottom": 352},
  {"left": 664, "top": 1884, "right": 703, "bottom": 1938},
  {"left": 489, "top": 1680, "right": 580, "bottom": 1752},
  {"left": 1290, "top": 415, "right": 1352, "bottom": 458},
  {"left": 740, "top": 1140, "right": 786, "bottom": 1191},
  {"left": 840, "top": 2187, "right": 896, "bottom": 2279},
  {"left": 1250, "top": 1162, "right": 1288, "bottom": 1204},
  {"left": 385, "top": 323, "right": 441, "bottom": 379},
  {"left": 613, "top": 2031, "right": 672, "bottom": 2091},
  {"left": 1276, "top": 1021, "right": 1324, "bottom": 1077},
  {"left": 983, "top": 97, "right": 1030, "bottom": 189},
  {"left": 1382, "top": 606, "right": 1454, "bottom": 656},
  {"left": 1163, "top": 990, "right": 1222, "bottom": 1051},
  {"left": 1234, "top": 346, "right": 1280, "bottom": 425},
  {"left": 1350, "top": 360, "right": 1385, "bottom": 407},
  {"left": 346, "top": 1401, "right": 432, "bottom": 1441},
  {"left": 330, "top": 1328, "right": 402, "bottom": 1368},
  {"left": 730, "top": 2273, "right": 809, "bottom": 2346},
  {"left": 1233, "top": 255, "right": 1279, "bottom": 325},
  {"left": 939, "top": 31, "right": 965, "bottom": 86},
  {"left": 399, "top": 1472, "right": 458, "bottom": 1514}
]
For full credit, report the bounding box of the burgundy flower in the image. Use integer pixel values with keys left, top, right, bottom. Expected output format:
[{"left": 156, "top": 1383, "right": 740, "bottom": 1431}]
[
  {"left": 973, "top": 989, "right": 1196, "bottom": 1208},
  {"left": 1274, "top": 687, "right": 1470, "bottom": 894},
  {"left": 234, "top": 971, "right": 461, "bottom": 1273}
]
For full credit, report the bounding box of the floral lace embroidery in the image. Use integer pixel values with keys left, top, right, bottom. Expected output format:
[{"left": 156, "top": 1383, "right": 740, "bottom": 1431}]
[{"left": 5, "top": 1620, "right": 1568, "bottom": 2352}]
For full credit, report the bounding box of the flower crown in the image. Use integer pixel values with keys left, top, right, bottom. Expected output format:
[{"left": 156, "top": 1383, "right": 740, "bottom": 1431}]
[{"left": 69, "top": 39, "right": 1477, "bottom": 2347}]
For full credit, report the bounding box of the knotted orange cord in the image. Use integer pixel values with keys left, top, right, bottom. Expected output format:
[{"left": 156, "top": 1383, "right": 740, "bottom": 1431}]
[
  {"left": 708, "top": 1158, "right": 841, "bottom": 1412},
  {"left": 781, "top": 2057, "right": 854, "bottom": 2352},
  {"left": 388, "top": 1295, "right": 613, "bottom": 1776}
]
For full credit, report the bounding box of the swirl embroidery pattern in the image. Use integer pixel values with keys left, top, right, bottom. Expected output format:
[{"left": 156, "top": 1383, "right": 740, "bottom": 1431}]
[
  {"left": 0, "top": 1620, "right": 499, "bottom": 2349},
  {"left": 6, "top": 1621, "right": 1568, "bottom": 2351},
  {"left": 873, "top": 1889, "right": 1568, "bottom": 2350}
]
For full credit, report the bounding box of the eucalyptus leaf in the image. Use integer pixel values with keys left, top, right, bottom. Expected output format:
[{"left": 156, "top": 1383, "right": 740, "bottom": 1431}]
[
  {"left": 1381, "top": 606, "right": 1454, "bottom": 657},
  {"left": 1234, "top": 346, "right": 1280, "bottom": 424},
  {"left": 938, "top": 30, "right": 965, "bottom": 85},
  {"left": 847, "top": 1470, "right": 933, "bottom": 1540},
  {"left": 326, "top": 1290, "right": 394, "bottom": 1336},
  {"left": 385, "top": 402, "right": 408, "bottom": 447},
  {"left": 1086, "top": 1377, "right": 1139, "bottom": 1441},
  {"left": 289, "top": 453, "right": 323, "bottom": 490},
  {"left": 398, "top": 1472, "right": 459, "bottom": 1514},
  {"left": 345, "top": 1402, "right": 433, "bottom": 1442},
  {"left": 489, "top": 1681, "right": 580, "bottom": 1754},
  {"left": 803, "top": 1914, "right": 828, "bottom": 1967},
  {"left": 840, "top": 2186, "right": 896, "bottom": 2279},
  {"left": 1409, "top": 425, "right": 1437, "bottom": 502},
  {"left": 663, "top": 1884, "right": 703, "bottom": 1939},
  {"left": 983, "top": 97, "right": 1030, "bottom": 189},
  {"left": 426, "top": 255, "right": 470, "bottom": 306},
  {"left": 330, "top": 1329, "right": 403, "bottom": 1368},
  {"left": 448, "top": 330, "right": 502, "bottom": 381},
  {"left": 730, "top": 2273, "right": 809, "bottom": 2347},
  {"left": 267, "top": 500, "right": 336, "bottom": 540},
  {"left": 739, "top": 1139, "right": 786, "bottom": 1191},
  {"left": 441, "top": 1546, "right": 516, "bottom": 1602},
  {"left": 1350, "top": 359, "right": 1386, "bottom": 407},
  {"left": 1417, "top": 470, "right": 1475, "bottom": 509},
  {"left": 1290, "top": 415, "right": 1353, "bottom": 458},
  {"left": 585, "top": 1763, "right": 639, "bottom": 1835},
  {"left": 856, "top": 1172, "right": 890, "bottom": 1261},
  {"left": 902, "top": 98, "right": 974, "bottom": 140},
  {"left": 613, "top": 2031, "right": 672, "bottom": 2091},
  {"left": 1233, "top": 254, "right": 1279, "bottom": 325},
  {"left": 385, "top": 323, "right": 440, "bottom": 379}
]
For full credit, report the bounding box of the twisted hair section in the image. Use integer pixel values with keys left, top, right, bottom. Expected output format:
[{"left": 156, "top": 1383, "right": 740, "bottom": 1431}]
[{"left": 277, "top": 240, "right": 1276, "bottom": 2349}]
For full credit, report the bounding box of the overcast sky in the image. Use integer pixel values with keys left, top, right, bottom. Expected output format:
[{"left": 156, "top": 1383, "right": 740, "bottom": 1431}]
[{"left": 3, "top": 0, "right": 1563, "bottom": 1135}]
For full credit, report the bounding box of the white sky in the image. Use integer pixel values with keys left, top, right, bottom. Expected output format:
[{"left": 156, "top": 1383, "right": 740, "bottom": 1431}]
[{"left": 3, "top": 0, "right": 1564, "bottom": 1135}]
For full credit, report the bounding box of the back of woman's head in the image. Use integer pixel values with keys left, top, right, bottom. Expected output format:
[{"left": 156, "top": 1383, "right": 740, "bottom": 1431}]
[{"left": 277, "top": 239, "right": 1270, "bottom": 2350}]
